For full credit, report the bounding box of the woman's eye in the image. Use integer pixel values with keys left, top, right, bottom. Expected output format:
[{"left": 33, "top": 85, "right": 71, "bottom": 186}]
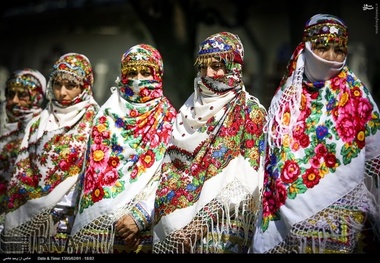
[
  {"left": 210, "top": 63, "right": 225, "bottom": 71},
  {"left": 198, "top": 64, "right": 206, "bottom": 71},
  {"left": 140, "top": 70, "right": 152, "bottom": 76},
  {"left": 335, "top": 49, "right": 344, "bottom": 55},
  {"left": 317, "top": 47, "right": 327, "bottom": 52},
  {"left": 53, "top": 81, "right": 78, "bottom": 89},
  {"left": 127, "top": 71, "right": 138, "bottom": 77},
  {"left": 19, "top": 92, "right": 30, "bottom": 98},
  {"left": 7, "top": 90, "right": 30, "bottom": 100}
]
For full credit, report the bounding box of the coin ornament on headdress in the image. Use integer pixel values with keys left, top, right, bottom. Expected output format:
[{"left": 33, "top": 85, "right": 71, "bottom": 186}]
[
  {"left": 196, "top": 31, "right": 244, "bottom": 66},
  {"left": 121, "top": 44, "right": 163, "bottom": 80},
  {"left": 52, "top": 53, "right": 93, "bottom": 86},
  {"left": 7, "top": 68, "right": 46, "bottom": 94},
  {"left": 303, "top": 14, "right": 348, "bottom": 49}
]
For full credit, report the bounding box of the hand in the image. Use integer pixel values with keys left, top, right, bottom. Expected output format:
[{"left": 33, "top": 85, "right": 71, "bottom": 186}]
[
  {"left": 172, "top": 221, "right": 208, "bottom": 253},
  {"left": 115, "top": 214, "right": 141, "bottom": 250}
]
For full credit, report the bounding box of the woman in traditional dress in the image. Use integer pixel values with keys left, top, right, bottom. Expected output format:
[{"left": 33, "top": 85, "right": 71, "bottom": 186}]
[
  {"left": 252, "top": 14, "right": 380, "bottom": 254},
  {"left": 0, "top": 68, "right": 46, "bottom": 236},
  {"left": 3, "top": 53, "right": 99, "bottom": 253},
  {"left": 70, "top": 44, "right": 177, "bottom": 253},
  {"left": 153, "top": 32, "right": 267, "bottom": 253}
]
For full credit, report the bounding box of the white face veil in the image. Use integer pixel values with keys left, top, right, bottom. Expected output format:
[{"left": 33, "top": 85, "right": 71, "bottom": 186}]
[{"left": 304, "top": 42, "right": 346, "bottom": 82}]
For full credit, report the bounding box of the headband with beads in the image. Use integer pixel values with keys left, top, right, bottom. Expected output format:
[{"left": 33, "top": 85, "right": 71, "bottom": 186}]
[
  {"left": 195, "top": 31, "right": 244, "bottom": 68},
  {"left": 50, "top": 53, "right": 93, "bottom": 86},
  {"left": 121, "top": 44, "right": 163, "bottom": 81},
  {"left": 6, "top": 68, "right": 46, "bottom": 94},
  {"left": 303, "top": 14, "right": 348, "bottom": 50}
]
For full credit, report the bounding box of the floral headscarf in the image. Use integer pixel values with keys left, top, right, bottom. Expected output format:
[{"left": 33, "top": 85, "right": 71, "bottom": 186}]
[
  {"left": 195, "top": 31, "right": 244, "bottom": 88},
  {"left": 303, "top": 14, "right": 348, "bottom": 50},
  {"left": 5, "top": 68, "right": 46, "bottom": 123},
  {"left": 46, "top": 52, "right": 94, "bottom": 107},
  {"left": 70, "top": 44, "right": 177, "bottom": 253},
  {"left": 121, "top": 43, "right": 163, "bottom": 81},
  {"left": 3, "top": 53, "right": 99, "bottom": 253},
  {"left": 117, "top": 44, "right": 164, "bottom": 103}
]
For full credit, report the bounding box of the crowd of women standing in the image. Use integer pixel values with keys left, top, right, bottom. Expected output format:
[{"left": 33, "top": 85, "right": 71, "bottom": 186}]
[{"left": 0, "top": 13, "right": 379, "bottom": 254}]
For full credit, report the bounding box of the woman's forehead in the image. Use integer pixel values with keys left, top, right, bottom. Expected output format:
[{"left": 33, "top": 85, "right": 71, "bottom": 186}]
[
  {"left": 313, "top": 41, "right": 345, "bottom": 48},
  {"left": 8, "top": 85, "right": 28, "bottom": 93},
  {"left": 54, "top": 72, "right": 70, "bottom": 79},
  {"left": 53, "top": 72, "right": 81, "bottom": 83}
]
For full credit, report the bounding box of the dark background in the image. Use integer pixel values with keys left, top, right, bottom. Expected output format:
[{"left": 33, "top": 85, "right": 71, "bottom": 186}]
[{"left": 1, "top": 0, "right": 379, "bottom": 109}]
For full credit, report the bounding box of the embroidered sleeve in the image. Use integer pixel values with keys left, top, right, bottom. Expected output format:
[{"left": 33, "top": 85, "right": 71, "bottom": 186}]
[{"left": 129, "top": 202, "right": 152, "bottom": 231}]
